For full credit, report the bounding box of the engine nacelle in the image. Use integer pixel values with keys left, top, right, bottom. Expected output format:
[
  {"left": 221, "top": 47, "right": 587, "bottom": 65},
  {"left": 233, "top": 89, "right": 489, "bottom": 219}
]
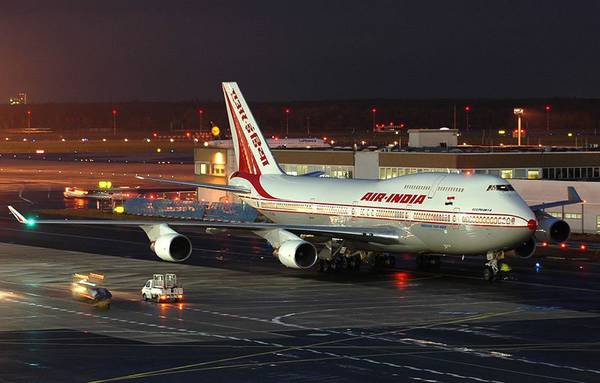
[
  {"left": 151, "top": 233, "right": 192, "bottom": 262},
  {"left": 535, "top": 212, "right": 570, "bottom": 243},
  {"left": 278, "top": 240, "right": 318, "bottom": 269},
  {"left": 513, "top": 237, "right": 536, "bottom": 259}
]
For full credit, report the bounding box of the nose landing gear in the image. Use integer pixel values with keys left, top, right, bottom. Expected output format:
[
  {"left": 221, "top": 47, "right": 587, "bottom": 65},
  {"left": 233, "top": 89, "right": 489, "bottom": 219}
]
[{"left": 484, "top": 250, "right": 509, "bottom": 282}]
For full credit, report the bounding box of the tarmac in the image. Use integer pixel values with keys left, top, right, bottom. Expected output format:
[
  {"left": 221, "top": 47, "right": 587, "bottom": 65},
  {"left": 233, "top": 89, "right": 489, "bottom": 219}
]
[{"left": 1, "top": 225, "right": 600, "bottom": 382}]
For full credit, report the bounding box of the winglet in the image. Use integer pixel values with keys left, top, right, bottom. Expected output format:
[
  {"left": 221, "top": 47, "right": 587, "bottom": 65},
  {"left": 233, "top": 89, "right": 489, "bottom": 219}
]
[
  {"left": 8, "top": 206, "right": 28, "bottom": 224},
  {"left": 568, "top": 186, "right": 582, "bottom": 204}
]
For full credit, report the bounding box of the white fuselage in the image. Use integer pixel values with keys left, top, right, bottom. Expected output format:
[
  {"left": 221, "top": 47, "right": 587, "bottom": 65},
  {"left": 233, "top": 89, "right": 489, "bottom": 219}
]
[{"left": 231, "top": 172, "right": 536, "bottom": 255}]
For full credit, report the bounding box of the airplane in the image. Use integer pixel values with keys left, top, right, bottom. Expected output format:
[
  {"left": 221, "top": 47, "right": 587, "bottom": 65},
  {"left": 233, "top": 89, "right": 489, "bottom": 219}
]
[{"left": 8, "top": 82, "right": 583, "bottom": 282}]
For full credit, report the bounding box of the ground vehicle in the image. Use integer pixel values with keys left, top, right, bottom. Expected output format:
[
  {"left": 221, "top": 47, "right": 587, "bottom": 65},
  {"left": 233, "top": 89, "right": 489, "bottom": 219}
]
[
  {"left": 71, "top": 273, "right": 112, "bottom": 308},
  {"left": 141, "top": 273, "right": 183, "bottom": 302},
  {"left": 63, "top": 187, "right": 88, "bottom": 198}
]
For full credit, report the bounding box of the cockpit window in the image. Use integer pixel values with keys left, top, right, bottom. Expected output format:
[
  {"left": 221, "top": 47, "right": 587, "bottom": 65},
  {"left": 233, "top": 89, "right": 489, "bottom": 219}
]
[{"left": 487, "top": 184, "right": 514, "bottom": 191}]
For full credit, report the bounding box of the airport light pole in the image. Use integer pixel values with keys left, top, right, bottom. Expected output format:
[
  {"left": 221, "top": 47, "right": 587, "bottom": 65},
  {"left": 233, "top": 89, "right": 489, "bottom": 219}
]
[
  {"left": 464, "top": 105, "right": 471, "bottom": 132},
  {"left": 112, "top": 109, "right": 118, "bottom": 137},
  {"left": 371, "top": 107, "right": 377, "bottom": 133},
  {"left": 26, "top": 110, "right": 31, "bottom": 129},
  {"left": 197, "top": 108, "right": 204, "bottom": 132},
  {"left": 514, "top": 108, "right": 524, "bottom": 146},
  {"left": 285, "top": 108, "right": 290, "bottom": 137},
  {"left": 545, "top": 105, "right": 551, "bottom": 132}
]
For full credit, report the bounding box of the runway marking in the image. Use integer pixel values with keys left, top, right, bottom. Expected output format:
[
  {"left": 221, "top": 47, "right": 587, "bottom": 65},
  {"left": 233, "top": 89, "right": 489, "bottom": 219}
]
[
  {"left": 88, "top": 311, "right": 516, "bottom": 382},
  {"left": 0, "top": 295, "right": 287, "bottom": 350},
  {"left": 88, "top": 349, "right": 509, "bottom": 383}
]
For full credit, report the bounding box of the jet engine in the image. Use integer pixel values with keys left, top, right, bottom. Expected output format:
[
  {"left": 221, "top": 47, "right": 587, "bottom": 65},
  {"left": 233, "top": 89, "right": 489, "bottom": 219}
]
[
  {"left": 535, "top": 212, "right": 570, "bottom": 243},
  {"left": 277, "top": 240, "right": 318, "bottom": 269},
  {"left": 513, "top": 237, "right": 536, "bottom": 259},
  {"left": 151, "top": 233, "right": 192, "bottom": 262}
]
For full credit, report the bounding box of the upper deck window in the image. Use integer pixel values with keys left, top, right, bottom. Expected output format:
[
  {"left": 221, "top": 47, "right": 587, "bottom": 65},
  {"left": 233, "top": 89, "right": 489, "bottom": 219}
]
[{"left": 487, "top": 184, "right": 514, "bottom": 191}]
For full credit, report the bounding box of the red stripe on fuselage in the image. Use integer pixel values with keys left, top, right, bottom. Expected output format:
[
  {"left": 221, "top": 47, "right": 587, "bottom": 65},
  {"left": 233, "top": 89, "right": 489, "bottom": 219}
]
[{"left": 231, "top": 172, "right": 275, "bottom": 199}]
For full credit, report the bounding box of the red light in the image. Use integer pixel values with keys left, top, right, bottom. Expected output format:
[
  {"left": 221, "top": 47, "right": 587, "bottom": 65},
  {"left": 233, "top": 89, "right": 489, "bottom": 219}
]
[
  {"left": 198, "top": 108, "right": 204, "bottom": 114},
  {"left": 285, "top": 108, "right": 290, "bottom": 114},
  {"left": 541, "top": 241, "right": 548, "bottom": 247},
  {"left": 393, "top": 272, "right": 409, "bottom": 289},
  {"left": 560, "top": 243, "right": 567, "bottom": 249},
  {"left": 465, "top": 171, "right": 472, "bottom": 176},
  {"left": 464, "top": 106, "right": 471, "bottom": 112},
  {"left": 112, "top": 109, "right": 117, "bottom": 116},
  {"left": 185, "top": 132, "right": 191, "bottom": 137},
  {"left": 527, "top": 219, "right": 537, "bottom": 231},
  {"left": 371, "top": 107, "right": 377, "bottom": 113},
  {"left": 26, "top": 110, "right": 31, "bottom": 115},
  {"left": 580, "top": 244, "right": 587, "bottom": 251},
  {"left": 545, "top": 105, "right": 551, "bottom": 111}
]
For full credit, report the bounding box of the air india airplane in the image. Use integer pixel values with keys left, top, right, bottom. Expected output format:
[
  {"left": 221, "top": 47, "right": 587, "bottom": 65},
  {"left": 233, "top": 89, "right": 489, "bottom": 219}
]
[{"left": 8, "top": 82, "right": 581, "bottom": 281}]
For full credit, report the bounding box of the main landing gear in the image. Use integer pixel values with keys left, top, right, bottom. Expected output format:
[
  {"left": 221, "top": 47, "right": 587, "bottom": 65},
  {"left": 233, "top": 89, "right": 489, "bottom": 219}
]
[
  {"left": 317, "top": 248, "right": 396, "bottom": 273},
  {"left": 416, "top": 254, "right": 441, "bottom": 271}
]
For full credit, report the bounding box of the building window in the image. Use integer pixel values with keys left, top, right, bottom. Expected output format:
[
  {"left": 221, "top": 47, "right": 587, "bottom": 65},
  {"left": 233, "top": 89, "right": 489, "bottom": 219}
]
[
  {"left": 564, "top": 212, "right": 582, "bottom": 220},
  {"left": 514, "top": 169, "right": 526, "bottom": 178},
  {"left": 211, "top": 163, "right": 226, "bottom": 176},
  {"left": 500, "top": 169, "right": 513, "bottom": 179},
  {"left": 597, "top": 216, "right": 600, "bottom": 233},
  {"left": 195, "top": 162, "right": 209, "bottom": 175},
  {"left": 527, "top": 169, "right": 540, "bottom": 179}
]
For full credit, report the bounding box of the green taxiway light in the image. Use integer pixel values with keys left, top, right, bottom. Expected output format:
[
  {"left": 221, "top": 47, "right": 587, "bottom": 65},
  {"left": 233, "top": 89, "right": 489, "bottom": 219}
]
[{"left": 26, "top": 218, "right": 36, "bottom": 227}]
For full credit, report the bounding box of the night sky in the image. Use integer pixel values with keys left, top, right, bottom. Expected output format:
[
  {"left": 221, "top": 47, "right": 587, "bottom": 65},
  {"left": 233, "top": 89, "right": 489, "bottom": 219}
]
[{"left": 1, "top": 1, "right": 599, "bottom": 102}]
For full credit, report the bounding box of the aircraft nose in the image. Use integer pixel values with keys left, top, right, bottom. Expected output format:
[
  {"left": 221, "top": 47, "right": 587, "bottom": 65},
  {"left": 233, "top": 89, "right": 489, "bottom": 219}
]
[{"left": 513, "top": 201, "right": 537, "bottom": 232}]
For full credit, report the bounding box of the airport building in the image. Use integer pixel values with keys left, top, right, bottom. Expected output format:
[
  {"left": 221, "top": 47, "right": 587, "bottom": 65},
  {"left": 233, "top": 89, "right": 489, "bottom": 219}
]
[{"left": 194, "top": 145, "right": 600, "bottom": 234}]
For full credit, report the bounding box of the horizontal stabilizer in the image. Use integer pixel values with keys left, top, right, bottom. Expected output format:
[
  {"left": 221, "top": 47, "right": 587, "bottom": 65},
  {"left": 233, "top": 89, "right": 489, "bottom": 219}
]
[
  {"left": 135, "top": 175, "right": 250, "bottom": 193},
  {"left": 529, "top": 186, "right": 583, "bottom": 211}
]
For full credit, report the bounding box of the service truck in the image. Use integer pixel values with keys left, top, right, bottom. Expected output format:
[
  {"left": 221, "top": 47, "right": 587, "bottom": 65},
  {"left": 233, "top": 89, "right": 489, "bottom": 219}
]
[{"left": 141, "top": 273, "right": 183, "bottom": 302}]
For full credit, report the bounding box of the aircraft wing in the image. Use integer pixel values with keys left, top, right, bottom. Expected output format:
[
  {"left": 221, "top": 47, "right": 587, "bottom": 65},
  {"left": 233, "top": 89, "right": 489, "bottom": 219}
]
[
  {"left": 135, "top": 175, "right": 250, "bottom": 193},
  {"left": 528, "top": 186, "right": 583, "bottom": 211},
  {"left": 8, "top": 206, "right": 399, "bottom": 245}
]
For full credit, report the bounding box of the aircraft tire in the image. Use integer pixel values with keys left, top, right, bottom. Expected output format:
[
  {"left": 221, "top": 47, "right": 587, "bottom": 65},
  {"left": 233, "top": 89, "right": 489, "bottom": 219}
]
[
  {"left": 416, "top": 254, "right": 426, "bottom": 270},
  {"left": 388, "top": 255, "right": 396, "bottom": 268},
  {"left": 483, "top": 266, "right": 495, "bottom": 282}
]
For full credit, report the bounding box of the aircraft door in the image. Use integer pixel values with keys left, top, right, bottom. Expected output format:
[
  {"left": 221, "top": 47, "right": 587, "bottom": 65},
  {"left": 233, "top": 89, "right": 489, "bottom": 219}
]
[{"left": 309, "top": 198, "right": 316, "bottom": 220}]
